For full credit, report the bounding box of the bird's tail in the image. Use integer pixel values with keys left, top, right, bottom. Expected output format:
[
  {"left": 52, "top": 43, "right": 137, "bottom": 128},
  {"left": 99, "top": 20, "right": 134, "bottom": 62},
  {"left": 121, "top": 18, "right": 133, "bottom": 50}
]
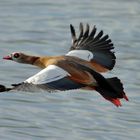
[
  {"left": 74, "top": 63, "right": 129, "bottom": 107},
  {"left": 95, "top": 77, "right": 129, "bottom": 107}
]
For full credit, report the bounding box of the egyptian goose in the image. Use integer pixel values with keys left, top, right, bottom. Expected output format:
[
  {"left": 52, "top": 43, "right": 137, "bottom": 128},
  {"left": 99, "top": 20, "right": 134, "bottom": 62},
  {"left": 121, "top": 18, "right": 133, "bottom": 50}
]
[{"left": 1, "top": 23, "right": 128, "bottom": 107}]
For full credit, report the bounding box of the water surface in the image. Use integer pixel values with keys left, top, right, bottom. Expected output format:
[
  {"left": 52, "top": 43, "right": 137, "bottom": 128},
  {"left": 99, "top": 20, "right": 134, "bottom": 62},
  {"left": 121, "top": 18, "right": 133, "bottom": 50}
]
[{"left": 0, "top": 0, "right": 140, "bottom": 140}]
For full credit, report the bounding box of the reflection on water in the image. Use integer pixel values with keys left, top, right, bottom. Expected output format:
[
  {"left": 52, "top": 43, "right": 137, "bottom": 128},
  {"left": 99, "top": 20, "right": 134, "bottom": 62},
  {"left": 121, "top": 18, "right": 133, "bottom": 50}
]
[{"left": 0, "top": 0, "right": 140, "bottom": 140}]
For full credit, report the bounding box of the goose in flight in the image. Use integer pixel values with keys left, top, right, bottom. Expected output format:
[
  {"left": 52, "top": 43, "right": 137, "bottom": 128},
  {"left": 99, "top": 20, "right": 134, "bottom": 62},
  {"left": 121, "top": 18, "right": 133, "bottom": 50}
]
[{"left": 1, "top": 23, "right": 128, "bottom": 107}]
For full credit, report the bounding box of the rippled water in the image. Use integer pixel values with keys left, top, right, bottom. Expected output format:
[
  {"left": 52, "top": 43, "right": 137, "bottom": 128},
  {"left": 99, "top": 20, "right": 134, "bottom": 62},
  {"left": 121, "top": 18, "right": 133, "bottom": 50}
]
[{"left": 0, "top": 0, "right": 140, "bottom": 140}]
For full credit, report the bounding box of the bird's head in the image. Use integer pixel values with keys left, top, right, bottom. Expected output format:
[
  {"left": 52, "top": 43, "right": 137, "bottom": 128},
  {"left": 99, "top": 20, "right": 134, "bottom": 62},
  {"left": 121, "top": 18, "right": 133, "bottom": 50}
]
[{"left": 3, "top": 52, "right": 38, "bottom": 64}]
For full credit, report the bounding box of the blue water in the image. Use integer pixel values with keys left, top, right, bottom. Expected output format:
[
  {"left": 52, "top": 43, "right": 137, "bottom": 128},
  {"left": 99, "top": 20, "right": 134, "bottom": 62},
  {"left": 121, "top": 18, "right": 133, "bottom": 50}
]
[{"left": 0, "top": 0, "right": 140, "bottom": 139}]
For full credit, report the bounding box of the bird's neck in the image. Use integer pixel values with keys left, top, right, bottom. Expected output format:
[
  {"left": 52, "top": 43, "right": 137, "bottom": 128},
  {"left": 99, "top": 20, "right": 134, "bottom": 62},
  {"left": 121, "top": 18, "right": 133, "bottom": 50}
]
[
  {"left": 32, "top": 56, "right": 53, "bottom": 68},
  {"left": 21, "top": 55, "right": 39, "bottom": 65}
]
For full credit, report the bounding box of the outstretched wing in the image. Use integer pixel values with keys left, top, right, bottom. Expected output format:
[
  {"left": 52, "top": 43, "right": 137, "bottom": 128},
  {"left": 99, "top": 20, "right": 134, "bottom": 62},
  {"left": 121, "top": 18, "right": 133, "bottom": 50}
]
[
  {"left": 23, "top": 64, "right": 93, "bottom": 90},
  {"left": 67, "top": 23, "right": 116, "bottom": 72}
]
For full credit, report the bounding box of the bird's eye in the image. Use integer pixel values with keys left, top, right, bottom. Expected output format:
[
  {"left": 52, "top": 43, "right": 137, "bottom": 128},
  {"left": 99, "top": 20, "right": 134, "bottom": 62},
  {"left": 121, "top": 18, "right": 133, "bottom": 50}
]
[{"left": 13, "top": 53, "right": 20, "bottom": 58}]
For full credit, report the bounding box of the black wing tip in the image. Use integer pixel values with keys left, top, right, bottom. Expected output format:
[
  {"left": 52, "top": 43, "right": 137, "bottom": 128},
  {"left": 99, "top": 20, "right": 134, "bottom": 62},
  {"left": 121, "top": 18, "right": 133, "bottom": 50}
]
[
  {"left": 70, "top": 24, "right": 77, "bottom": 45},
  {"left": 0, "top": 85, "right": 12, "bottom": 92},
  {"left": 70, "top": 24, "right": 75, "bottom": 33},
  {"left": 70, "top": 24, "right": 73, "bottom": 28},
  {"left": 70, "top": 22, "right": 113, "bottom": 48}
]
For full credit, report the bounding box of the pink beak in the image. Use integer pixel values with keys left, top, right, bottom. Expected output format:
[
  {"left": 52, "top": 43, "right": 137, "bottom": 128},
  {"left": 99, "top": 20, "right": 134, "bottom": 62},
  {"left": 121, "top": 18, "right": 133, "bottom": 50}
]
[{"left": 3, "top": 55, "right": 12, "bottom": 60}]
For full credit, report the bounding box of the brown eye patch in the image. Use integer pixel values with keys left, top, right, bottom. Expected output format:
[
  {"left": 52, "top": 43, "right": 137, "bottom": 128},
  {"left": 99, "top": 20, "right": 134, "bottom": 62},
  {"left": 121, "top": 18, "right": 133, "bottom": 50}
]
[{"left": 13, "top": 53, "right": 20, "bottom": 58}]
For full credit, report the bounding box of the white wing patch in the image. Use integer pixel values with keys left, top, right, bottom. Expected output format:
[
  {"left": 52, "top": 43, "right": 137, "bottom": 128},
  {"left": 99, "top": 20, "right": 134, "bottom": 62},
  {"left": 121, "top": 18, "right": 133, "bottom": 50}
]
[
  {"left": 66, "top": 50, "right": 93, "bottom": 61},
  {"left": 25, "top": 65, "right": 70, "bottom": 84}
]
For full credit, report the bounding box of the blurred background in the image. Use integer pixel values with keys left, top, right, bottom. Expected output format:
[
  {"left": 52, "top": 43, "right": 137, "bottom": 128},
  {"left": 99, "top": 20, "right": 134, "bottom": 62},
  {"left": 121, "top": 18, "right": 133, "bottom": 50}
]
[{"left": 0, "top": 0, "right": 139, "bottom": 140}]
